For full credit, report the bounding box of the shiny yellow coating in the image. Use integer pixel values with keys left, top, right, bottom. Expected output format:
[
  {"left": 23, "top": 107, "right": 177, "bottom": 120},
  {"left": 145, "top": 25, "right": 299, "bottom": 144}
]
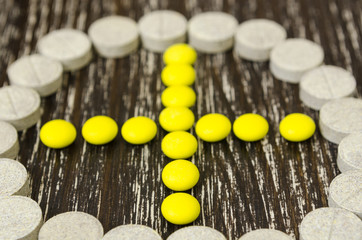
[
  {"left": 82, "top": 116, "right": 118, "bottom": 145},
  {"left": 233, "top": 113, "right": 269, "bottom": 141},
  {"left": 163, "top": 43, "right": 197, "bottom": 65},
  {"left": 162, "top": 159, "right": 199, "bottom": 191},
  {"left": 161, "top": 65, "right": 196, "bottom": 87},
  {"left": 161, "top": 86, "right": 196, "bottom": 108},
  {"left": 40, "top": 119, "right": 77, "bottom": 149},
  {"left": 161, "top": 131, "right": 197, "bottom": 159},
  {"left": 279, "top": 113, "right": 316, "bottom": 142},
  {"left": 195, "top": 113, "right": 231, "bottom": 142},
  {"left": 121, "top": 116, "right": 157, "bottom": 144},
  {"left": 159, "top": 107, "right": 195, "bottom": 132}
]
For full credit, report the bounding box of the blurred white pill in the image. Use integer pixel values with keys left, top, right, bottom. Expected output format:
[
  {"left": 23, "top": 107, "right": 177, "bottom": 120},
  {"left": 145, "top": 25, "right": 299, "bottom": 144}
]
[
  {"left": 337, "top": 133, "right": 362, "bottom": 172},
  {"left": 102, "top": 224, "right": 161, "bottom": 240},
  {"left": 0, "top": 121, "right": 19, "bottom": 159},
  {"left": 0, "top": 158, "right": 30, "bottom": 196},
  {"left": 167, "top": 226, "right": 226, "bottom": 240},
  {"left": 238, "top": 229, "right": 292, "bottom": 240}
]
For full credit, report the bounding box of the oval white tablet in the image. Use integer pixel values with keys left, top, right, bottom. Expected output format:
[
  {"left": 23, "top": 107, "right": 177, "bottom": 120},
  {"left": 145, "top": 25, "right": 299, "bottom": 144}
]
[
  {"left": 319, "top": 97, "right": 362, "bottom": 144},
  {"left": 188, "top": 12, "right": 238, "bottom": 53},
  {"left": 167, "top": 226, "right": 226, "bottom": 240},
  {"left": 102, "top": 224, "right": 162, "bottom": 240},
  {"left": 238, "top": 229, "right": 292, "bottom": 240},
  {"left": 88, "top": 16, "right": 139, "bottom": 58},
  {"left": 0, "top": 195, "right": 43, "bottom": 240},
  {"left": 0, "top": 121, "right": 19, "bottom": 159},
  {"left": 7, "top": 54, "right": 63, "bottom": 97},
  {"left": 0, "top": 85, "right": 41, "bottom": 131},
  {"left": 270, "top": 38, "right": 324, "bottom": 83},
  {"left": 138, "top": 10, "right": 187, "bottom": 53},
  {"left": 37, "top": 29, "right": 92, "bottom": 71},
  {"left": 0, "top": 158, "right": 30, "bottom": 196},
  {"left": 235, "top": 19, "right": 287, "bottom": 61},
  {"left": 38, "top": 211, "right": 104, "bottom": 240},
  {"left": 337, "top": 133, "right": 362, "bottom": 172}
]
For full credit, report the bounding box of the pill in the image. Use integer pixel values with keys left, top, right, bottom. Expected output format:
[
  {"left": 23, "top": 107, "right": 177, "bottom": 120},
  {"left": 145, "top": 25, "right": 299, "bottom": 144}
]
[
  {"left": 138, "top": 10, "right": 187, "bottom": 53},
  {"left": 102, "top": 224, "right": 162, "bottom": 240},
  {"left": 161, "top": 192, "right": 200, "bottom": 225},
  {"left": 300, "top": 65, "right": 357, "bottom": 110},
  {"left": 0, "top": 85, "right": 41, "bottom": 131},
  {"left": 88, "top": 16, "right": 139, "bottom": 58},
  {"left": 167, "top": 226, "right": 226, "bottom": 240},
  {"left": 279, "top": 113, "right": 316, "bottom": 142},
  {"left": 195, "top": 113, "right": 231, "bottom": 142},
  {"left": 270, "top": 38, "right": 324, "bottom": 83},
  {"left": 233, "top": 113, "right": 269, "bottom": 141},
  {"left": 37, "top": 29, "right": 92, "bottom": 71},
  {"left": 162, "top": 159, "right": 199, "bottom": 191},
  {"left": 299, "top": 207, "right": 362, "bottom": 240},
  {"left": 238, "top": 229, "right": 292, "bottom": 240},
  {"left": 328, "top": 170, "right": 362, "bottom": 218},
  {"left": 38, "top": 211, "right": 104, "bottom": 240},
  {"left": 40, "top": 119, "right": 77, "bottom": 149},
  {"left": 82, "top": 116, "right": 118, "bottom": 145},
  {"left": 188, "top": 12, "right": 238, "bottom": 53},
  {"left": 121, "top": 116, "right": 157, "bottom": 144},
  {"left": 163, "top": 43, "right": 197, "bottom": 65},
  {"left": 161, "top": 131, "right": 198, "bottom": 159},
  {"left": 0, "top": 158, "right": 30, "bottom": 196},
  {"left": 0, "top": 195, "right": 43, "bottom": 240},
  {"left": 319, "top": 97, "right": 362, "bottom": 144},
  {"left": 235, "top": 19, "right": 287, "bottom": 62},
  {"left": 161, "top": 85, "right": 196, "bottom": 108},
  {"left": 159, "top": 107, "right": 195, "bottom": 132},
  {"left": 0, "top": 121, "right": 19, "bottom": 159},
  {"left": 161, "top": 64, "right": 196, "bottom": 87},
  {"left": 337, "top": 133, "right": 362, "bottom": 172}
]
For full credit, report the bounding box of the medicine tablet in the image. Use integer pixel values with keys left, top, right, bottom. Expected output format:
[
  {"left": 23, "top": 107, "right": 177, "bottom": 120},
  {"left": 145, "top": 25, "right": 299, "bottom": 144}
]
[
  {"left": 0, "top": 195, "right": 43, "bottom": 240},
  {"left": 299, "top": 207, "right": 362, "bottom": 240},
  {"left": 0, "top": 86, "right": 41, "bottom": 131},
  {"left": 82, "top": 116, "right": 118, "bottom": 145},
  {"left": 37, "top": 29, "right": 92, "bottom": 71},
  {"left": 270, "top": 38, "right": 324, "bottom": 83},
  {"left": 163, "top": 43, "right": 197, "bottom": 65},
  {"left": 319, "top": 98, "right": 362, "bottom": 144},
  {"left": 38, "top": 211, "right": 104, "bottom": 240},
  {"left": 161, "top": 131, "right": 197, "bottom": 159},
  {"left": 159, "top": 107, "right": 195, "bottom": 132},
  {"left": 188, "top": 12, "right": 238, "bottom": 53},
  {"left": 300, "top": 65, "right": 357, "bottom": 110},
  {"left": 138, "top": 10, "right": 187, "bottom": 53},
  {"left": 0, "top": 158, "right": 30, "bottom": 196},
  {"left": 337, "top": 133, "right": 362, "bottom": 172},
  {"left": 121, "top": 116, "right": 157, "bottom": 144},
  {"left": 0, "top": 121, "right": 19, "bottom": 159},
  {"left": 167, "top": 226, "right": 226, "bottom": 240},
  {"left": 233, "top": 113, "right": 269, "bottom": 141},
  {"left": 279, "top": 113, "right": 316, "bottom": 142},
  {"left": 235, "top": 19, "right": 287, "bottom": 62},
  {"left": 161, "top": 86, "right": 196, "bottom": 108},
  {"left": 238, "top": 229, "right": 292, "bottom": 240},
  {"left": 195, "top": 113, "right": 231, "bottom": 142},
  {"left": 40, "top": 119, "right": 77, "bottom": 149},
  {"left": 102, "top": 224, "right": 162, "bottom": 240},
  {"left": 162, "top": 159, "right": 199, "bottom": 191},
  {"left": 88, "top": 16, "right": 139, "bottom": 58},
  {"left": 161, "top": 64, "right": 196, "bottom": 87}
]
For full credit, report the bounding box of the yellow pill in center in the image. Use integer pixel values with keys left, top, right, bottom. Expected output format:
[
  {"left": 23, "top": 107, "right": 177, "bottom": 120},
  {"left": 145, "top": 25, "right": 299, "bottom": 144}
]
[
  {"left": 279, "top": 113, "right": 316, "bottom": 142},
  {"left": 195, "top": 113, "right": 231, "bottom": 142},
  {"left": 161, "top": 131, "right": 197, "bottom": 159},
  {"left": 159, "top": 107, "right": 195, "bottom": 132},
  {"left": 82, "top": 115, "right": 118, "bottom": 145}
]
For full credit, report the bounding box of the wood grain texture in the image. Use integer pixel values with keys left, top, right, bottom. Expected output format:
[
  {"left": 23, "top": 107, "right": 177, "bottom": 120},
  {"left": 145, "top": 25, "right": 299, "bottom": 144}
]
[{"left": 0, "top": 0, "right": 361, "bottom": 239}]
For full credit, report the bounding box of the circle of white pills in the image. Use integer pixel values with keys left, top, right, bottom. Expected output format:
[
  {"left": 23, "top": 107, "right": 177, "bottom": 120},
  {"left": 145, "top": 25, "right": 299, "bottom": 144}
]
[
  {"left": 188, "top": 11, "right": 238, "bottom": 53},
  {"left": 300, "top": 65, "right": 356, "bottom": 110},
  {"left": 337, "top": 133, "right": 362, "bottom": 172},
  {"left": 238, "top": 229, "right": 293, "bottom": 240},
  {"left": 0, "top": 121, "right": 19, "bottom": 159},
  {"left": 38, "top": 211, "right": 104, "bottom": 240},
  {"left": 0, "top": 158, "right": 30, "bottom": 196},
  {"left": 319, "top": 97, "right": 362, "bottom": 144},
  {"left": 167, "top": 226, "right": 226, "bottom": 240},
  {"left": 299, "top": 207, "right": 362, "bottom": 240},
  {"left": 102, "top": 224, "right": 162, "bottom": 240},
  {"left": 270, "top": 38, "right": 324, "bottom": 83},
  {"left": 88, "top": 16, "right": 139, "bottom": 58},
  {"left": 7, "top": 54, "right": 63, "bottom": 97},
  {"left": 0, "top": 85, "right": 41, "bottom": 131},
  {"left": 37, "top": 28, "right": 92, "bottom": 71},
  {"left": 234, "top": 19, "right": 287, "bottom": 61},
  {"left": 138, "top": 10, "right": 187, "bottom": 53},
  {"left": 0, "top": 195, "right": 43, "bottom": 240}
]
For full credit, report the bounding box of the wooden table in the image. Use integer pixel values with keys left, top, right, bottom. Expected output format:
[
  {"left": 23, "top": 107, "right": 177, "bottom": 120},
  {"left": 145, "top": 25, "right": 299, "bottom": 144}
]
[{"left": 1, "top": 0, "right": 361, "bottom": 239}]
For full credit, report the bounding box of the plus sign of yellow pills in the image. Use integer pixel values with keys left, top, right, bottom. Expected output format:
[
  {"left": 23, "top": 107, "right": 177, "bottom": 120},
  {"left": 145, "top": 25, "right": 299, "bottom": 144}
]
[
  {"left": 163, "top": 43, "right": 197, "bottom": 65},
  {"left": 40, "top": 119, "right": 77, "bottom": 149},
  {"left": 279, "top": 113, "right": 316, "bottom": 142},
  {"left": 161, "top": 192, "right": 200, "bottom": 225},
  {"left": 159, "top": 107, "right": 195, "bottom": 132},
  {"left": 233, "top": 113, "right": 269, "bottom": 141},
  {"left": 162, "top": 159, "right": 200, "bottom": 191},
  {"left": 161, "top": 64, "right": 196, "bottom": 87},
  {"left": 161, "top": 131, "right": 197, "bottom": 159},
  {"left": 121, "top": 116, "right": 157, "bottom": 144},
  {"left": 82, "top": 115, "right": 118, "bottom": 145},
  {"left": 195, "top": 113, "right": 231, "bottom": 142},
  {"left": 161, "top": 86, "right": 196, "bottom": 108}
]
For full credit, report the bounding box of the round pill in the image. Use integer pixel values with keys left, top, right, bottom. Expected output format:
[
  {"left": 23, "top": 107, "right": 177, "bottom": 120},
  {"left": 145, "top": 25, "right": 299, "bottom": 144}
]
[
  {"left": 121, "top": 116, "right": 157, "bottom": 144},
  {"left": 0, "top": 195, "right": 43, "bottom": 240},
  {"left": 161, "top": 131, "right": 197, "bottom": 159},
  {"left": 138, "top": 10, "right": 187, "bottom": 53},
  {"left": 0, "top": 158, "right": 30, "bottom": 196},
  {"left": 88, "top": 16, "right": 139, "bottom": 58},
  {"left": 0, "top": 121, "right": 19, "bottom": 159},
  {"left": 319, "top": 97, "right": 362, "bottom": 144},
  {"left": 161, "top": 192, "right": 200, "bottom": 225},
  {"left": 188, "top": 12, "right": 238, "bottom": 53},
  {"left": 337, "top": 133, "right": 362, "bottom": 172},
  {"left": 300, "top": 65, "right": 357, "bottom": 110},
  {"left": 270, "top": 38, "right": 324, "bottom": 83},
  {"left": 7, "top": 54, "right": 63, "bottom": 97},
  {"left": 233, "top": 113, "right": 269, "bottom": 141},
  {"left": 235, "top": 19, "right": 287, "bottom": 62},
  {"left": 162, "top": 159, "right": 199, "bottom": 191},
  {"left": 37, "top": 29, "right": 92, "bottom": 71},
  {"left": 159, "top": 107, "right": 195, "bottom": 132},
  {"left": 38, "top": 211, "right": 103, "bottom": 240},
  {"left": 82, "top": 116, "right": 118, "bottom": 145},
  {"left": 299, "top": 207, "right": 362, "bottom": 240},
  {"left": 161, "top": 64, "right": 196, "bottom": 87},
  {"left": 279, "top": 113, "right": 316, "bottom": 142},
  {"left": 40, "top": 119, "right": 77, "bottom": 149},
  {"left": 161, "top": 86, "right": 196, "bottom": 108},
  {"left": 195, "top": 113, "right": 231, "bottom": 142},
  {"left": 0, "top": 85, "right": 41, "bottom": 131},
  {"left": 238, "top": 229, "right": 292, "bottom": 240},
  {"left": 167, "top": 226, "right": 226, "bottom": 240},
  {"left": 163, "top": 43, "right": 197, "bottom": 65},
  {"left": 102, "top": 224, "right": 162, "bottom": 240}
]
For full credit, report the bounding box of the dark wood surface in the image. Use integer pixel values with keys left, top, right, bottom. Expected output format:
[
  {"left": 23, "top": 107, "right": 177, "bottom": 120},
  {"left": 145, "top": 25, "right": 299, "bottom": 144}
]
[{"left": 1, "top": 0, "right": 361, "bottom": 239}]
